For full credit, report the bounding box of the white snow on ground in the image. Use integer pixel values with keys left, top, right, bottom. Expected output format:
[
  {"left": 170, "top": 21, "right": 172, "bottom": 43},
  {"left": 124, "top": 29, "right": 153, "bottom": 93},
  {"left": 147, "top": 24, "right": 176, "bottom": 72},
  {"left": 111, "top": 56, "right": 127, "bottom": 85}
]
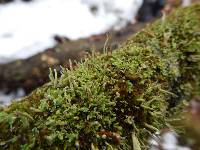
[
  {"left": 0, "top": 0, "right": 143, "bottom": 63},
  {"left": 182, "top": 0, "right": 191, "bottom": 7},
  {"left": 149, "top": 131, "right": 191, "bottom": 150},
  {"left": 0, "top": 88, "right": 25, "bottom": 106}
]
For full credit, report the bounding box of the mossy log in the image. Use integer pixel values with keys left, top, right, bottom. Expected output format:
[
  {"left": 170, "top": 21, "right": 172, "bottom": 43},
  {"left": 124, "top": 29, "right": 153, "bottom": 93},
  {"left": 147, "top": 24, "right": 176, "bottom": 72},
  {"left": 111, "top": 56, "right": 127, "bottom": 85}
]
[
  {"left": 0, "top": 4, "right": 200, "bottom": 149},
  {"left": 0, "top": 23, "right": 145, "bottom": 94}
]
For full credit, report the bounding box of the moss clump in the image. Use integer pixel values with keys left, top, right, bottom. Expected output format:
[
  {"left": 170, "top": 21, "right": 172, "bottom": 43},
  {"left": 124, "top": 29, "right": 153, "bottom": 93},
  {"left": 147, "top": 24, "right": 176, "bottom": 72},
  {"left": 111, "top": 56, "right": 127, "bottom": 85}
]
[{"left": 0, "top": 4, "right": 200, "bottom": 150}]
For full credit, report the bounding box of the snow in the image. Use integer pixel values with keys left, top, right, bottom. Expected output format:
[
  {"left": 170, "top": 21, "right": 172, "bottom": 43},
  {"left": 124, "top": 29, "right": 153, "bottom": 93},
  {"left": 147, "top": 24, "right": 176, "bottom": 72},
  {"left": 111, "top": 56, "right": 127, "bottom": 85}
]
[
  {"left": 0, "top": 0, "right": 143, "bottom": 63},
  {"left": 0, "top": 88, "right": 25, "bottom": 106},
  {"left": 149, "top": 131, "right": 191, "bottom": 150},
  {"left": 182, "top": 0, "right": 191, "bottom": 7}
]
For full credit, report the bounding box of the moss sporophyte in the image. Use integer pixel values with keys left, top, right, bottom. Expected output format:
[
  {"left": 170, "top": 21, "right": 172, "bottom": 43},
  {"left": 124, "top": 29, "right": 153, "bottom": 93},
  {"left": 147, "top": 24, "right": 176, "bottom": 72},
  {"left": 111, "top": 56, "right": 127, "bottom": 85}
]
[{"left": 0, "top": 4, "right": 200, "bottom": 150}]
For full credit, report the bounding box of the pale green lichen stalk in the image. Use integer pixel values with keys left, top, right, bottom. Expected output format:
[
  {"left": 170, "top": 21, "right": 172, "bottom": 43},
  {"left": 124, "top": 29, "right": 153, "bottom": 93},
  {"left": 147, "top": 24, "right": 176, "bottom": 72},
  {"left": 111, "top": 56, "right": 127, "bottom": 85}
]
[{"left": 0, "top": 4, "right": 200, "bottom": 150}]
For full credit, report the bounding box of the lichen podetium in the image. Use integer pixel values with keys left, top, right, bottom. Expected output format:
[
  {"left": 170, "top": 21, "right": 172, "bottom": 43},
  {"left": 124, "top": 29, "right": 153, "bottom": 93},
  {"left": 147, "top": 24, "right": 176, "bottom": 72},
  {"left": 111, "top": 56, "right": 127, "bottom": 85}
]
[{"left": 0, "top": 4, "right": 200, "bottom": 150}]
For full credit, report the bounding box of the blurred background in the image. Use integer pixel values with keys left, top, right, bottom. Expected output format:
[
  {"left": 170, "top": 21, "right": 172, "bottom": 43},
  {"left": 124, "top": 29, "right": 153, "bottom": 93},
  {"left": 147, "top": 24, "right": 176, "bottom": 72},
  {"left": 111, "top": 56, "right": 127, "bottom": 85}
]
[{"left": 0, "top": 0, "right": 193, "bottom": 106}]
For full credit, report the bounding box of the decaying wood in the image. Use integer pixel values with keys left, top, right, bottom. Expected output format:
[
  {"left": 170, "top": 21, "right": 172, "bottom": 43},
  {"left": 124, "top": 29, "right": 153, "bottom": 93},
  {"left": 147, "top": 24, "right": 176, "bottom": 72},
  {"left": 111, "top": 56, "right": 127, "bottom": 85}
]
[{"left": 0, "top": 23, "right": 146, "bottom": 94}]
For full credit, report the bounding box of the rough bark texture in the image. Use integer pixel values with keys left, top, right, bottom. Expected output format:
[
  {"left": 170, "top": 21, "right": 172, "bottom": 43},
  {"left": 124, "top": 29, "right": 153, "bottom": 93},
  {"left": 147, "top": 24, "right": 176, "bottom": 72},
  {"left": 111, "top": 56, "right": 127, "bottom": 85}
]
[
  {"left": 0, "top": 4, "right": 200, "bottom": 150},
  {"left": 0, "top": 23, "right": 145, "bottom": 94}
]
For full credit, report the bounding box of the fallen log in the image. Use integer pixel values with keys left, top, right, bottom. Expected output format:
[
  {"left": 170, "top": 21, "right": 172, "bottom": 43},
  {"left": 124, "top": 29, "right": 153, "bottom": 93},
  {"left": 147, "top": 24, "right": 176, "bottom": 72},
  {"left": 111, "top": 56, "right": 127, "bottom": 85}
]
[
  {"left": 0, "top": 4, "right": 200, "bottom": 149},
  {"left": 0, "top": 23, "right": 145, "bottom": 94}
]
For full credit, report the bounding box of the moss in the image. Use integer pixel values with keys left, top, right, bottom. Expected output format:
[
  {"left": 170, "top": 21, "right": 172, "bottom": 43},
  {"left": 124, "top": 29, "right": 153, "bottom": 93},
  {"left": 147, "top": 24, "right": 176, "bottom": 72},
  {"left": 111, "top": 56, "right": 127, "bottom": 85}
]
[{"left": 0, "top": 4, "right": 200, "bottom": 150}]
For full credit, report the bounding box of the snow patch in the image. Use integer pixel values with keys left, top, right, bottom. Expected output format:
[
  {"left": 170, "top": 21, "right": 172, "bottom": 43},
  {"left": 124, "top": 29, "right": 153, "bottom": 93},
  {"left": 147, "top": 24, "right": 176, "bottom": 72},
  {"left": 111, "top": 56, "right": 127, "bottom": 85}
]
[
  {"left": 149, "top": 131, "right": 191, "bottom": 150},
  {"left": 0, "top": 0, "right": 143, "bottom": 63},
  {"left": 0, "top": 88, "right": 25, "bottom": 106}
]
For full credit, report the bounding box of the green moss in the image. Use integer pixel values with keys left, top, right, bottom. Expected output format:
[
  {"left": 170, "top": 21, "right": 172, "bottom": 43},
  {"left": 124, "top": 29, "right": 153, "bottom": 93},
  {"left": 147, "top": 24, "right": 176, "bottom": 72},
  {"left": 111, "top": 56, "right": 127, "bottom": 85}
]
[{"left": 0, "top": 4, "right": 200, "bottom": 150}]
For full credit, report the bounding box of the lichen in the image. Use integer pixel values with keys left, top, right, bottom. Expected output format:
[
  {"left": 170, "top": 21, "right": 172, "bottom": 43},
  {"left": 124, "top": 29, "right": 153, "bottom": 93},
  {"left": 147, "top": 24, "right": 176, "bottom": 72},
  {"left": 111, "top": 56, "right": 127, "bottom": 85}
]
[{"left": 0, "top": 4, "right": 200, "bottom": 150}]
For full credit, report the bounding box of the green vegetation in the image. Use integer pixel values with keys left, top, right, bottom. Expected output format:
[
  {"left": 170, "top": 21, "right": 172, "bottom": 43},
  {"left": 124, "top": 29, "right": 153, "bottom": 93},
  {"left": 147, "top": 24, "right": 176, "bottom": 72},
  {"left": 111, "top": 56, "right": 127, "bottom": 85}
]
[{"left": 0, "top": 4, "right": 200, "bottom": 150}]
